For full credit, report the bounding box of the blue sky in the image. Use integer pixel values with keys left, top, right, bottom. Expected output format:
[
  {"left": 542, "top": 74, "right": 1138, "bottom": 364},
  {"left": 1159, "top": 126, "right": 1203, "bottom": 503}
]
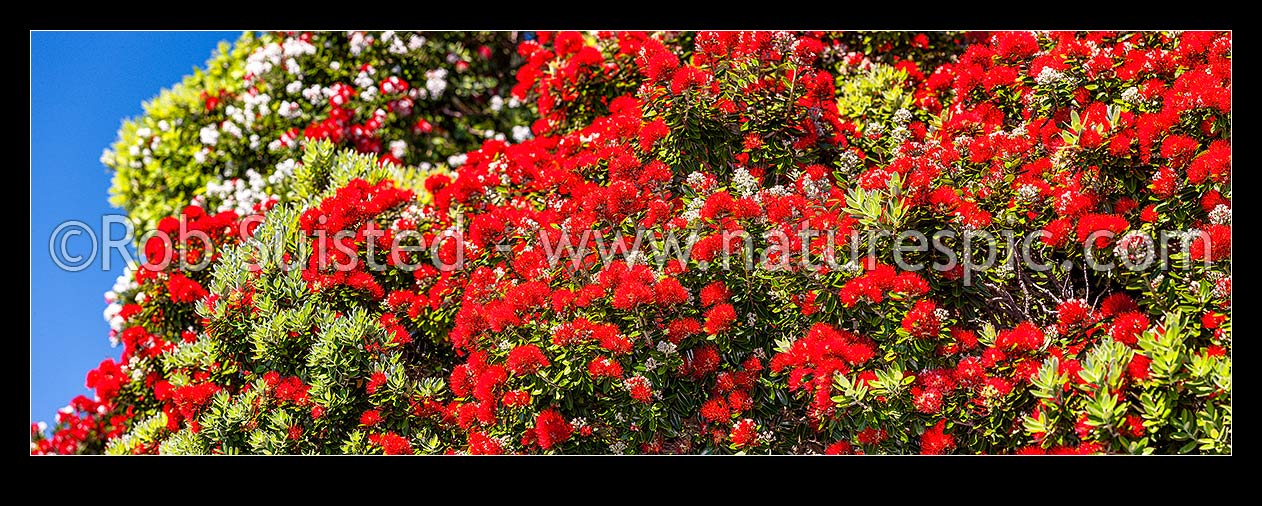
[{"left": 30, "top": 31, "right": 241, "bottom": 427}]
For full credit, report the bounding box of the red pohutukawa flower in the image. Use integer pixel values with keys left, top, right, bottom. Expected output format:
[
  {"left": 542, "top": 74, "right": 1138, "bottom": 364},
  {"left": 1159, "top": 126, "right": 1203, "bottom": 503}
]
[
  {"left": 166, "top": 273, "right": 208, "bottom": 303},
  {"left": 366, "top": 371, "right": 388, "bottom": 394},
  {"left": 587, "top": 356, "right": 624, "bottom": 379},
  {"left": 703, "top": 303, "right": 737, "bottom": 335},
  {"left": 825, "top": 441, "right": 855, "bottom": 455},
  {"left": 920, "top": 420, "right": 955, "bottom": 455},
  {"left": 625, "top": 375, "right": 654, "bottom": 403},
  {"left": 730, "top": 419, "right": 759, "bottom": 449},
  {"left": 1056, "top": 299, "right": 1095, "bottom": 334},
  {"left": 1110, "top": 312, "right": 1151, "bottom": 347},
  {"left": 533, "top": 408, "right": 573, "bottom": 451},
  {"left": 369, "top": 432, "right": 412, "bottom": 455},
  {"left": 468, "top": 431, "right": 504, "bottom": 455},
  {"left": 1190, "top": 224, "right": 1231, "bottom": 262},
  {"left": 505, "top": 344, "right": 550, "bottom": 375},
  {"left": 902, "top": 299, "right": 944, "bottom": 338},
  {"left": 701, "top": 397, "right": 730, "bottom": 423},
  {"left": 360, "top": 409, "right": 382, "bottom": 427}
]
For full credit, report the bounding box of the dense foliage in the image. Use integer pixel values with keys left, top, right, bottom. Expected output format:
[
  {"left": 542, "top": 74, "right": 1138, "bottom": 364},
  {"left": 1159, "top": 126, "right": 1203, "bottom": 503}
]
[
  {"left": 102, "top": 31, "right": 533, "bottom": 232},
  {"left": 33, "top": 30, "right": 1230, "bottom": 455}
]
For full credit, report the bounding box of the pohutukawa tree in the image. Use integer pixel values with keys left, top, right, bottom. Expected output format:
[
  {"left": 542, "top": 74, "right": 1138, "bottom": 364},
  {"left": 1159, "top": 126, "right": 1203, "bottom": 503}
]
[{"left": 33, "top": 30, "right": 1230, "bottom": 455}]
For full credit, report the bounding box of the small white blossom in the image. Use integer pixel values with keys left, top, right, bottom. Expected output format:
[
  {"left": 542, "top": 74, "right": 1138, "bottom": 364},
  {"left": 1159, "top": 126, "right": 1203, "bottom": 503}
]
[
  {"left": 425, "top": 68, "right": 449, "bottom": 98},
  {"left": 269, "top": 158, "right": 298, "bottom": 185},
  {"left": 199, "top": 125, "right": 220, "bottom": 146},
  {"left": 1017, "top": 184, "right": 1042, "bottom": 203},
  {"left": 389, "top": 140, "right": 408, "bottom": 158},
  {"left": 892, "top": 108, "right": 913, "bottom": 125},
  {"left": 221, "top": 120, "right": 243, "bottom": 139},
  {"left": 1114, "top": 231, "right": 1155, "bottom": 267},
  {"left": 656, "top": 341, "right": 678, "bottom": 355},
  {"left": 511, "top": 125, "right": 533, "bottom": 143},
  {"left": 1209, "top": 204, "right": 1231, "bottom": 225},
  {"left": 302, "top": 84, "right": 323, "bottom": 104},
  {"left": 1035, "top": 66, "right": 1075, "bottom": 87},
  {"left": 348, "top": 32, "right": 370, "bottom": 56},
  {"left": 732, "top": 167, "right": 759, "bottom": 197}
]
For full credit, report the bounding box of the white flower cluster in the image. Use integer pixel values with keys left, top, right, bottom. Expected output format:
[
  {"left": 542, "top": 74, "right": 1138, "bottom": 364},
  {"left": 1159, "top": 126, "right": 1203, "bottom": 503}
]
[
  {"left": 391, "top": 203, "right": 429, "bottom": 231},
  {"left": 1121, "top": 86, "right": 1142, "bottom": 105},
  {"left": 1035, "top": 66, "right": 1076, "bottom": 87},
  {"left": 380, "top": 31, "right": 425, "bottom": 55},
  {"left": 609, "top": 441, "right": 628, "bottom": 455},
  {"left": 1209, "top": 204, "right": 1231, "bottom": 225},
  {"left": 355, "top": 66, "right": 378, "bottom": 101},
  {"left": 270, "top": 158, "right": 298, "bottom": 185},
  {"left": 892, "top": 108, "right": 914, "bottom": 125},
  {"left": 389, "top": 140, "right": 408, "bottom": 159},
  {"left": 952, "top": 135, "right": 972, "bottom": 156},
  {"left": 680, "top": 196, "right": 706, "bottom": 223},
  {"left": 490, "top": 95, "right": 505, "bottom": 112},
  {"left": 122, "top": 128, "right": 160, "bottom": 168},
  {"left": 302, "top": 83, "right": 324, "bottom": 104},
  {"left": 447, "top": 153, "right": 468, "bottom": 168},
  {"left": 889, "top": 125, "right": 912, "bottom": 146},
  {"left": 1017, "top": 184, "right": 1042, "bottom": 203},
  {"left": 199, "top": 124, "right": 220, "bottom": 146},
  {"left": 102, "top": 263, "right": 139, "bottom": 343},
  {"left": 511, "top": 125, "right": 533, "bottom": 144},
  {"left": 277, "top": 100, "right": 303, "bottom": 119},
  {"left": 203, "top": 168, "right": 279, "bottom": 215},
  {"left": 800, "top": 173, "right": 831, "bottom": 200},
  {"left": 732, "top": 167, "right": 759, "bottom": 198},
  {"left": 237, "top": 92, "right": 272, "bottom": 129},
  {"left": 348, "top": 31, "right": 373, "bottom": 57},
  {"left": 763, "top": 184, "right": 791, "bottom": 198},
  {"left": 1114, "top": 230, "right": 1155, "bottom": 266},
  {"left": 244, "top": 37, "right": 316, "bottom": 82},
  {"left": 771, "top": 31, "right": 796, "bottom": 53},
  {"left": 423, "top": 68, "right": 449, "bottom": 98},
  {"left": 220, "top": 119, "right": 243, "bottom": 139},
  {"left": 1213, "top": 276, "right": 1231, "bottom": 300}
]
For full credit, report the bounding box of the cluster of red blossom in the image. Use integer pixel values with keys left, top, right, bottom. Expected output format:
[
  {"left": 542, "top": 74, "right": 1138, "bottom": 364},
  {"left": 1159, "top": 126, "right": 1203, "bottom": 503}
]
[
  {"left": 35, "top": 30, "right": 1230, "bottom": 455},
  {"left": 32, "top": 203, "right": 266, "bottom": 454}
]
